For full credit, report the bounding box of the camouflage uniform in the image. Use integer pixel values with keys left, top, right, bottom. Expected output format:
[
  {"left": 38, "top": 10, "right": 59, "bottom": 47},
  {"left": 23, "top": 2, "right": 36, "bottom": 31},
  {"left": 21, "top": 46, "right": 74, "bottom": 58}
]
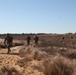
[
  {"left": 26, "top": 35, "right": 31, "bottom": 45},
  {"left": 4, "top": 34, "right": 13, "bottom": 53},
  {"left": 34, "top": 36, "right": 39, "bottom": 45}
]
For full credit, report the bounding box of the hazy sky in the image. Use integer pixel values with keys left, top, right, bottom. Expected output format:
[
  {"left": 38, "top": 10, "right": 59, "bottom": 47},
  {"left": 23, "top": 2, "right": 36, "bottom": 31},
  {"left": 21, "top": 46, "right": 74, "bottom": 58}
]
[{"left": 0, "top": 0, "right": 76, "bottom": 34}]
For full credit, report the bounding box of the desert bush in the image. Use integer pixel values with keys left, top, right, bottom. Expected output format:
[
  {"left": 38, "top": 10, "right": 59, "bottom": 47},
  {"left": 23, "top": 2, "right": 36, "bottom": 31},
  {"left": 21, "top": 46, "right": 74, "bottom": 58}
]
[
  {"left": 19, "top": 46, "right": 33, "bottom": 57},
  {"left": 17, "top": 57, "right": 32, "bottom": 67},
  {"left": 19, "top": 46, "right": 48, "bottom": 60},
  {"left": 68, "top": 53, "right": 76, "bottom": 59},
  {"left": 43, "top": 55, "right": 74, "bottom": 75},
  {"left": 18, "top": 46, "right": 51, "bottom": 72},
  {"left": 0, "top": 66, "right": 22, "bottom": 75},
  {"left": 59, "top": 49, "right": 76, "bottom": 59},
  {"left": 33, "top": 50, "right": 48, "bottom": 60}
]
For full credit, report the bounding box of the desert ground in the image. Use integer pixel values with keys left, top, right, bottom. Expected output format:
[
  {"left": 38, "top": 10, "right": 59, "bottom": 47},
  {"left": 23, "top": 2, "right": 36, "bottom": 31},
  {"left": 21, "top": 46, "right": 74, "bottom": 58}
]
[{"left": 0, "top": 34, "right": 76, "bottom": 75}]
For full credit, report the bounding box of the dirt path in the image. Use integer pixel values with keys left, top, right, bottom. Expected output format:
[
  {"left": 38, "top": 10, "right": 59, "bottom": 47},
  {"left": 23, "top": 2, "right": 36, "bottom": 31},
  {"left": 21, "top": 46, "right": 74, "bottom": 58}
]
[{"left": 0, "top": 46, "right": 22, "bottom": 68}]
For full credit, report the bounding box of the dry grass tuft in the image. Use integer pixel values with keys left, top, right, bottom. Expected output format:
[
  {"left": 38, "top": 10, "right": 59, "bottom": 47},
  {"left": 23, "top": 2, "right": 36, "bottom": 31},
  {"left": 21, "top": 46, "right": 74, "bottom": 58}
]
[
  {"left": 19, "top": 46, "right": 48, "bottom": 60},
  {"left": 0, "top": 66, "right": 22, "bottom": 75},
  {"left": 43, "top": 55, "right": 75, "bottom": 75}
]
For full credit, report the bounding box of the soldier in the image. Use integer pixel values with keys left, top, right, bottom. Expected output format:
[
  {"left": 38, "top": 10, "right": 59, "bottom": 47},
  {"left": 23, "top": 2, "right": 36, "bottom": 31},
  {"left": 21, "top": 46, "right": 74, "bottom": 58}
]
[
  {"left": 62, "top": 37, "right": 65, "bottom": 40},
  {"left": 4, "top": 33, "right": 13, "bottom": 53},
  {"left": 34, "top": 35, "right": 39, "bottom": 45},
  {"left": 26, "top": 35, "right": 31, "bottom": 45}
]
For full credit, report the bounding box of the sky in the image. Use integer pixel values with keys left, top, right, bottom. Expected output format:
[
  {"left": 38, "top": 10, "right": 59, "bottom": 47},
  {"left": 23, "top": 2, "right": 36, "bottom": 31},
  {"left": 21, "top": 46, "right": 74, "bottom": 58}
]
[{"left": 0, "top": 0, "right": 76, "bottom": 34}]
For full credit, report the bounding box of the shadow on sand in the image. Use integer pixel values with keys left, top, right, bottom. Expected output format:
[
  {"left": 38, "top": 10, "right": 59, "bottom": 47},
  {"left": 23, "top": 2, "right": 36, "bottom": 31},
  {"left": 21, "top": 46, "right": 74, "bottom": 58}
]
[{"left": 0, "top": 53, "right": 19, "bottom": 55}]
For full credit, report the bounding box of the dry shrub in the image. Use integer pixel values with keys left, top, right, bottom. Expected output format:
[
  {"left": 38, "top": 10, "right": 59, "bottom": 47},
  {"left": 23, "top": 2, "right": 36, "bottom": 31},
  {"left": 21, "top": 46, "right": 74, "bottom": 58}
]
[
  {"left": 43, "top": 55, "right": 74, "bottom": 75},
  {"left": 0, "top": 66, "right": 22, "bottom": 75},
  {"left": 39, "top": 39, "right": 51, "bottom": 47},
  {"left": 19, "top": 46, "right": 32, "bottom": 57},
  {"left": 68, "top": 53, "right": 76, "bottom": 59},
  {"left": 33, "top": 50, "right": 48, "bottom": 60},
  {"left": 41, "top": 46, "right": 59, "bottom": 55},
  {"left": 18, "top": 47, "right": 49, "bottom": 71},
  {"left": 19, "top": 46, "right": 48, "bottom": 60},
  {"left": 17, "top": 57, "right": 32, "bottom": 67},
  {"left": 18, "top": 46, "right": 76, "bottom": 75},
  {"left": 59, "top": 49, "right": 76, "bottom": 59}
]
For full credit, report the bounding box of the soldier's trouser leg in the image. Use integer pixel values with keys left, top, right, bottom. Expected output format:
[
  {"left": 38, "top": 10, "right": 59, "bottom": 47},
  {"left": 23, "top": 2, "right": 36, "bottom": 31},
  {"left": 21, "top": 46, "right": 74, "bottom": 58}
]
[
  {"left": 36, "top": 41, "right": 38, "bottom": 45},
  {"left": 35, "top": 41, "right": 38, "bottom": 45},
  {"left": 27, "top": 41, "right": 30, "bottom": 45},
  {"left": 7, "top": 46, "right": 11, "bottom": 53},
  {"left": 7, "top": 44, "right": 11, "bottom": 53}
]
